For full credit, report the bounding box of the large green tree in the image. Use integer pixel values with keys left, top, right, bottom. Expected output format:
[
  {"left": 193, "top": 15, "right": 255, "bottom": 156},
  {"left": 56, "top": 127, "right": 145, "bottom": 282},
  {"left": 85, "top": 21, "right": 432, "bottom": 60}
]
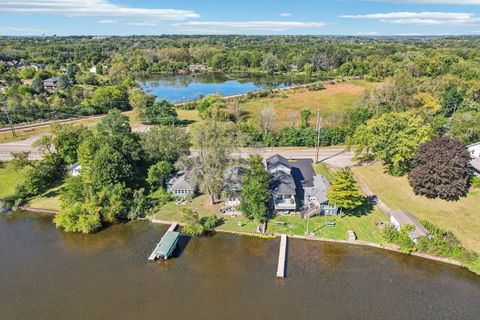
[
  {"left": 141, "top": 125, "right": 191, "bottom": 163},
  {"left": 350, "top": 111, "right": 435, "bottom": 176},
  {"left": 239, "top": 155, "right": 271, "bottom": 222},
  {"left": 326, "top": 168, "right": 364, "bottom": 215}
]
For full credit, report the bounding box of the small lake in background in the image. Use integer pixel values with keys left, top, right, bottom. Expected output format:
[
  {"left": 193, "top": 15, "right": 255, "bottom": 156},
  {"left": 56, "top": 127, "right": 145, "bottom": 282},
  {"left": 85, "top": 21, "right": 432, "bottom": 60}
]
[
  {"left": 137, "top": 74, "right": 311, "bottom": 103},
  {"left": 1, "top": 212, "right": 480, "bottom": 320}
]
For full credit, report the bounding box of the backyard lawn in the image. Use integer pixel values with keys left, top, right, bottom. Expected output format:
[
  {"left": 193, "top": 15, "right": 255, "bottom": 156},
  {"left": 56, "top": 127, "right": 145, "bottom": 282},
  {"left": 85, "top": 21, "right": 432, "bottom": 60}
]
[
  {"left": 238, "top": 80, "right": 374, "bottom": 126},
  {"left": 352, "top": 163, "right": 480, "bottom": 253},
  {"left": 267, "top": 209, "right": 386, "bottom": 243}
]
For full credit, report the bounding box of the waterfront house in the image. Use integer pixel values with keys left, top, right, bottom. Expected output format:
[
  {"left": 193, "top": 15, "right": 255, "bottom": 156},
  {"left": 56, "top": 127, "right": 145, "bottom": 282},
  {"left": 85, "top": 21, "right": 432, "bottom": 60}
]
[
  {"left": 43, "top": 77, "right": 59, "bottom": 91},
  {"left": 223, "top": 166, "right": 248, "bottom": 207},
  {"left": 468, "top": 142, "right": 480, "bottom": 177},
  {"left": 70, "top": 162, "right": 81, "bottom": 177},
  {"left": 266, "top": 154, "right": 337, "bottom": 215},
  {"left": 166, "top": 171, "right": 197, "bottom": 198},
  {"left": 389, "top": 209, "right": 429, "bottom": 242}
]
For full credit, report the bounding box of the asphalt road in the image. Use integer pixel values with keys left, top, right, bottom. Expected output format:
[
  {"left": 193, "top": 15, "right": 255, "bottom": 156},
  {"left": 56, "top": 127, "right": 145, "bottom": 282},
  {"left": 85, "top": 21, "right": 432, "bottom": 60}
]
[{"left": 0, "top": 133, "right": 354, "bottom": 167}]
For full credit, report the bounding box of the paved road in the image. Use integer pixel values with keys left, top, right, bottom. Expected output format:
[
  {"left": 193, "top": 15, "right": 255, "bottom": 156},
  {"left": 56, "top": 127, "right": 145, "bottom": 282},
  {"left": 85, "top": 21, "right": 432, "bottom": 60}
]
[{"left": 0, "top": 133, "right": 354, "bottom": 167}]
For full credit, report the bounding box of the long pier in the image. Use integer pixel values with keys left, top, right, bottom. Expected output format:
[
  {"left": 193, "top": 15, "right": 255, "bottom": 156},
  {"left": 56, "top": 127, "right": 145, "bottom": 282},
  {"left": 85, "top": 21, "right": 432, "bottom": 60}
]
[
  {"left": 276, "top": 234, "right": 288, "bottom": 278},
  {"left": 148, "top": 223, "right": 179, "bottom": 261}
]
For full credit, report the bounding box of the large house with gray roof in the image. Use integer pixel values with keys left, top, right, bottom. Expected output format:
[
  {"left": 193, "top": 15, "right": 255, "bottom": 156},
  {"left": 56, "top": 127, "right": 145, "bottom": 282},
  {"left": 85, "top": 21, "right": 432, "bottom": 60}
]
[{"left": 266, "top": 154, "right": 337, "bottom": 215}]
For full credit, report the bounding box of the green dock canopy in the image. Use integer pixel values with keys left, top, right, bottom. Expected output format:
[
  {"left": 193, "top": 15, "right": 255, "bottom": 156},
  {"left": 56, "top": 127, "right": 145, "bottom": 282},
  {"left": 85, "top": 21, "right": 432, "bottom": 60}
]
[{"left": 154, "top": 231, "right": 180, "bottom": 258}]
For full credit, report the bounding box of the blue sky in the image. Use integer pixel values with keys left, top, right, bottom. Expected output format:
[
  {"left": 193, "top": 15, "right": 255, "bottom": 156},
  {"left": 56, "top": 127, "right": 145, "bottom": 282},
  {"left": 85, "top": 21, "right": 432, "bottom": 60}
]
[{"left": 1, "top": 0, "right": 480, "bottom": 36}]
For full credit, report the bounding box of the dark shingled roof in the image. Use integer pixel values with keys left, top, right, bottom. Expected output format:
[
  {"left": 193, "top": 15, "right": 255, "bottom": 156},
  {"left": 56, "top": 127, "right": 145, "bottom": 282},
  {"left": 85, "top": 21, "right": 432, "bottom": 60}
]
[
  {"left": 270, "top": 170, "right": 296, "bottom": 195},
  {"left": 223, "top": 166, "right": 248, "bottom": 194}
]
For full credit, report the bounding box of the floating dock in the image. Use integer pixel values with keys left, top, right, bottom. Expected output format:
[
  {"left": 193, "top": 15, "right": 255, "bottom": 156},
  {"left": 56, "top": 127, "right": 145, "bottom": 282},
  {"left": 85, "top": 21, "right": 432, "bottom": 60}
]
[
  {"left": 276, "top": 234, "right": 288, "bottom": 278},
  {"left": 148, "top": 223, "right": 179, "bottom": 261}
]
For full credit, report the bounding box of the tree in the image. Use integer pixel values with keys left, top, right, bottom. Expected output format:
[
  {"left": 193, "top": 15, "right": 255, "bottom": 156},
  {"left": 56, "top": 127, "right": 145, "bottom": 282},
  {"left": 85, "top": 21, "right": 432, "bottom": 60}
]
[
  {"left": 182, "top": 208, "right": 205, "bottom": 236},
  {"left": 239, "top": 155, "right": 271, "bottom": 222},
  {"left": 326, "top": 168, "right": 364, "bottom": 215},
  {"left": 197, "top": 94, "right": 229, "bottom": 121},
  {"left": 190, "top": 121, "right": 235, "bottom": 205},
  {"left": 442, "top": 85, "right": 463, "bottom": 117},
  {"left": 96, "top": 109, "right": 142, "bottom": 161},
  {"left": 300, "top": 108, "right": 312, "bottom": 128},
  {"left": 56, "top": 75, "right": 70, "bottom": 90},
  {"left": 258, "top": 106, "right": 277, "bottom": 135},
  {"left": 10, "top": 151, "right": 33, "bottom": 171},
  {"left": 21, "top": 153, "right": 64, "bottom": 196},
  {"left": 88, "top": 146, "right": 132, "bottom": 190},
  {"left": 449, "top": 111, "right": 480, "bottom": 145},
  {"left": 147, "top": 161, "right": 173, "bottom": 189},
  {"left": 54, "top": 202, "right": 102, "bottom": 234},
  {"left": 129, "top": 88, "right": 155, "bottom": 123},
  {"left": 33, "top": 135, "right": 54, "bottom": 154},
  {"left": 89, "top": 86, "right": 128, "bottom": 113},
  {"left": 408, "top": 137, "right": 471, "bottom": 201},
  {"left": 141, "top": 125, "right": 191, "bottom": 163},
  {"left": 146, "top": 100, "right": 178, "bottom": 125},
  {"left": 128, "top": 188, "right": 148, "bottom": 220},
  {"left": 350, "top": 111, "right": 435, "bottom": 176},
  {"left": 261, "top": 53, "right": 278, "bottom": 74},
  {"left": 52, "top": 125, "right": 91, "bottom": 164}
]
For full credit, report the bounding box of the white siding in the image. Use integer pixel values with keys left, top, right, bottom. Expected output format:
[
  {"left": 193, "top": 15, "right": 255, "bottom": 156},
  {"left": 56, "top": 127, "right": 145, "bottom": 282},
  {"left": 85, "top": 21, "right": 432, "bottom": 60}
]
[{"left": 469, "top": 144, "right": 480, "bottom": 158}]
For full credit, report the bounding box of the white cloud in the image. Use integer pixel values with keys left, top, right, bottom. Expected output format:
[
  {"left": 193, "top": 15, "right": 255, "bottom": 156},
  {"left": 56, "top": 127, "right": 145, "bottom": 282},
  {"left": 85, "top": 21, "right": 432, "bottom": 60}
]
[
  {"left": 0, "top": 0, "right": 199, "bottom": 20},
  {"left": 127, "top": 22, "right": 157, "bottom": 27},
  {"left": 0, "top": 26, "right": 46, "bottom": 35},
  {"left": 174, "top": 21, "right": 326, "bottom": 32},
  {"left": 98, "top": 19, "right": 117, "bottom": 24},
  {"left": 279, "top": 13, "right": 293, "bottom": 17},
  {"left": 341, "top": 12, "right": 480, "bottom": 25}
]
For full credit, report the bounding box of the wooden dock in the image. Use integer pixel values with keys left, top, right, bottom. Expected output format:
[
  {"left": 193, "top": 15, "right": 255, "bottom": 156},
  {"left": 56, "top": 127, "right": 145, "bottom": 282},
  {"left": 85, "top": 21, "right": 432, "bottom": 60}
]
[
  {"left": 276, "top": 234, "right": 288, "bottom": 278},
  {"left": 148, "top": 223, "right": 179, "bottom": 261}
]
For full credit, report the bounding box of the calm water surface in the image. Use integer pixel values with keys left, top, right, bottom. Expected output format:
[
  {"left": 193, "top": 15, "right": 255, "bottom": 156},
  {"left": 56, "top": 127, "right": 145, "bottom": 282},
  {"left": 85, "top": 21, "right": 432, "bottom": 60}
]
[
  {"left": 1, "top": 212, "right": 479, "bottom": 320},
  {"left": 137, "top": 74, "right": 306, "bottom": 103}
]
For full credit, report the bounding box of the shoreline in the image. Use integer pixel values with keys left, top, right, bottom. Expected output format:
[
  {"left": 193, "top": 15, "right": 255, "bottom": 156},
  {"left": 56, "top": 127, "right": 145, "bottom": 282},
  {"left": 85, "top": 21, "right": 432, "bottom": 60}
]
[{"left": 12, "top": 207, "right": 467, "bottom": 271}]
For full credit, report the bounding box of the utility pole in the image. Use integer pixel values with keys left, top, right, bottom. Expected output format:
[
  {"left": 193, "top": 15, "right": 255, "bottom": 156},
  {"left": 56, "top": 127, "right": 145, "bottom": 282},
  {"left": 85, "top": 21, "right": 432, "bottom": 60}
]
[
  {"left": 2, "top": 103, "right": 16, "bottom": 137},
  {"left": 315, "top": 108, "right": 321, "bottom": 163}
]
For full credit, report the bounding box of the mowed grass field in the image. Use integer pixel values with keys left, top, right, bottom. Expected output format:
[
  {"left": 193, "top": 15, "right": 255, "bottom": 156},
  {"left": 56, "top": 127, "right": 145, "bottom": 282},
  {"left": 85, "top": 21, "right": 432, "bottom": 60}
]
[
  {"left": 238, "top": 80, "right": 374, "bottom": 126},
  {"left": 352, "top": 163, "right": 480, "bottom": 253}
]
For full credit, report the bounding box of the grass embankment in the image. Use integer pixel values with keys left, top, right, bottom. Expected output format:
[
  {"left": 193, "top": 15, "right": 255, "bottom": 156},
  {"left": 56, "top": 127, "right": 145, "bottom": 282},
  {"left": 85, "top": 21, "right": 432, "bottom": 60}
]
[
  {"left": 0, "top": 165, "right": 28, "bottom": 198},
  {"left": 352, "top": 163, "right": 480, "bottom": 253},
  {"left": 238, "top": 80, "right": 374, "bottom": 127}
]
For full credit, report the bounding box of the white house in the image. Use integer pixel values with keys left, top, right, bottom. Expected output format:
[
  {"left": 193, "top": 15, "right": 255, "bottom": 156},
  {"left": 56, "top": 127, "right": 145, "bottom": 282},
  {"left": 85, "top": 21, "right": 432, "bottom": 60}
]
[
  {"left": 468, "top": 142, "right": 480, "bottom": 176},
  {"left": 70, "top": 163, "right": 82, "bottom": 177},
  {"left": 389, "top": 209, "right": 429, "bottom": 243},
  {"left": 89, "top": 66, "right": 97, "bottom": 73}
]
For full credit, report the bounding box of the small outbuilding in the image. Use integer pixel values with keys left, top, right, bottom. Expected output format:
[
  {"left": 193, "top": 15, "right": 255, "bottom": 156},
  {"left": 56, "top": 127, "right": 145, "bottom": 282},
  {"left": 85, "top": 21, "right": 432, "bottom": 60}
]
[
  {"left": 223, "top": 166, "right": 248, "bottom": 207},
  {"left": 389, "top": 209, "right": 429, "bottom": 242},
  {"left": 468, "top": 142, "right": 480, "bottom": 177},
  {"left": 43, "top": 77, "right": 59, "bottom": 91}
]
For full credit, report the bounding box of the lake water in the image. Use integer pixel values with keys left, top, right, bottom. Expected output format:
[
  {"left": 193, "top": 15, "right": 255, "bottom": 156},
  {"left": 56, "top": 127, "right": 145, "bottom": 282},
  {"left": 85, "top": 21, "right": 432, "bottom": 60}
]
[
  {"left": 137, "top": 74, "right": 306, "bottom": 103},
  {"left": 1, "top": 212, "right": 480, "bottom": 320}
]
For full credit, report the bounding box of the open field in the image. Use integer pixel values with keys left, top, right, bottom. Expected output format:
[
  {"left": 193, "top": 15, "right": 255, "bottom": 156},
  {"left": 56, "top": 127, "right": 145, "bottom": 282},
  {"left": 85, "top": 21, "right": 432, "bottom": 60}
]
[
  {"left": 238, "top": 80, "right": 374, "bottom": 126},
  {"left": 352, "top": 163, "right": 480, "bottom": 253}
]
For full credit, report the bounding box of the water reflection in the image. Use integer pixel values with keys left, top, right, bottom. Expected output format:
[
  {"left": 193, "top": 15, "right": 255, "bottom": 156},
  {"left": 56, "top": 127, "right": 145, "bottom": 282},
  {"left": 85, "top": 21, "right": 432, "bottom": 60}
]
[
  {"left": 1, "top": 213, "right": 479, "bottom": 320},
  {"left": 136, "top": 74, "right": 311, "bottom": 103}
]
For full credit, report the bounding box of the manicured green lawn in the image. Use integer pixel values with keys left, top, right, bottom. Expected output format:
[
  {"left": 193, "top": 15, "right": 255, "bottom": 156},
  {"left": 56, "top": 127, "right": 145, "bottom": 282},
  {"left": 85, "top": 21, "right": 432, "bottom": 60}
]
[
  {"left": 267, "top": 209, "right": 386, "bottom": 243},
  {"left": 151, "top": 194, "right": 221, "bottom": 221},
  {"left": 352, "top": 163, "right": 480, "bottom": 253},
  {"left": 0, "top": 165, "right": 28, "bottom": 199}
]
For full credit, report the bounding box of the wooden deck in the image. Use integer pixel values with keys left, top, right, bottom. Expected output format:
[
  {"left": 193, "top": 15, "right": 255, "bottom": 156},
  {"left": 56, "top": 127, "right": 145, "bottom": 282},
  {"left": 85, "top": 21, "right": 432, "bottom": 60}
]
[{"left": 277, "top": 234, "right": 288, "bottom": 278}]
